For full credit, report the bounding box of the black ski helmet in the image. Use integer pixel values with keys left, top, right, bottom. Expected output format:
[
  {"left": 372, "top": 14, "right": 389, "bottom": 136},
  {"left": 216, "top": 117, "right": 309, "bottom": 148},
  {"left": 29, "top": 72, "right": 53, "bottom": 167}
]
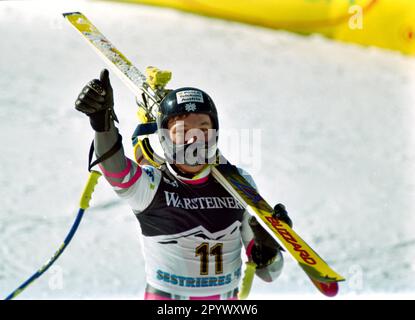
[{"left": 157, "top": 87, "right": 219, "bottom": 165}]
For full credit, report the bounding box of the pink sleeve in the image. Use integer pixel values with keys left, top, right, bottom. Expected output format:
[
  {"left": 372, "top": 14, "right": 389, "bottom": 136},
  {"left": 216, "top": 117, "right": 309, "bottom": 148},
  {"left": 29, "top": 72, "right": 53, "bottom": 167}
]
[{"left": 99, "top": 158, "right": 142, "bottom": 189}]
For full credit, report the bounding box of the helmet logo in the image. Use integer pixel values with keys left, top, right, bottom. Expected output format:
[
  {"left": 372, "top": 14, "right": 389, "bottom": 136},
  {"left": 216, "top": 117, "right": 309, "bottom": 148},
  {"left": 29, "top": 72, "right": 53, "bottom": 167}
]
[
  {"left": 185, "top": 103, "right": 197, "bottom": 112},
  {"left": 176, "top": 90, "right": 204, "bottom": 104}
]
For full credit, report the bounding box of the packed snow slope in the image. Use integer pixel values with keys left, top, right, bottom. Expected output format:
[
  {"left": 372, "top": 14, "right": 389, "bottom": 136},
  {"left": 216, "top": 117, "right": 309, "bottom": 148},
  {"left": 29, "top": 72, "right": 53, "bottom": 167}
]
[{"left": 1, "top": 0, "right": 415, "bottom": 299}]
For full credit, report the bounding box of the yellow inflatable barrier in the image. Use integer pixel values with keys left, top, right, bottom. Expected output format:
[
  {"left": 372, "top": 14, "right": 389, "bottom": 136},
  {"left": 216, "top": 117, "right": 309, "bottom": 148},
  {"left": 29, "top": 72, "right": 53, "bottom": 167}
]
[{"left": 112, "top": 0, "right": 415, "bottom": 55}]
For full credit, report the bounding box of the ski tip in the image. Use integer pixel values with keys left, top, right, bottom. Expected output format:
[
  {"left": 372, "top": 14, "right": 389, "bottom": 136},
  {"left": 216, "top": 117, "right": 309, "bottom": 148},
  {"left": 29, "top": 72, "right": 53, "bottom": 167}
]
[
  {"left": 311, "top": 279, "right": 339, "bottom": 297},
  {"left": 62, "top": 12, "right": 82, "bottom": 18}
]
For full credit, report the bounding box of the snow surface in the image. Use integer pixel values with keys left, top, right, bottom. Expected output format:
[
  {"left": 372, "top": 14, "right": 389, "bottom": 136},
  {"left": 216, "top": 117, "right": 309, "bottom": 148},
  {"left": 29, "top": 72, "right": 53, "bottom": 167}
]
[{"left": 1, "top": 0, "right": 415, "bottom": 299}]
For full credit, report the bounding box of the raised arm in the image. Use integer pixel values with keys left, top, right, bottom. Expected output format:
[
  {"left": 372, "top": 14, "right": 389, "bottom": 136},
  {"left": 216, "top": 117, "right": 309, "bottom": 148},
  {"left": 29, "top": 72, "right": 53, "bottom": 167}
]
[
  {"left": 74, "top": 69, "right": 129, "bottom": 184},
  {"left": 74, "top": 69, "right": 161, "bottom": 208}
]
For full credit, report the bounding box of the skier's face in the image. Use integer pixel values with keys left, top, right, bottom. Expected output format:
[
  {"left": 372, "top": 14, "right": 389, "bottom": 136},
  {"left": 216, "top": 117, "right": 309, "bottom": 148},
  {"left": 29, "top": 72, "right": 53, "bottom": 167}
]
[
  {"left": 167, "top": 113, "right": 213, "bottom": 145},
  {"left": 167, "top": 113, "right": 214, "bottom": 174}
]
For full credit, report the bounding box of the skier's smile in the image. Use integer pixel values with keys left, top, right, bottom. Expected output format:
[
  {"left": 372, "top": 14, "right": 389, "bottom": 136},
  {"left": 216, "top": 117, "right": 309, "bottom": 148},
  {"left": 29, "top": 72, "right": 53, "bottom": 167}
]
[
  {"left": 166, "top": 113, "right": 216, "bottom": 174},
  {"left": 167, "top": 113, "right": 213, "bottom": 145}
]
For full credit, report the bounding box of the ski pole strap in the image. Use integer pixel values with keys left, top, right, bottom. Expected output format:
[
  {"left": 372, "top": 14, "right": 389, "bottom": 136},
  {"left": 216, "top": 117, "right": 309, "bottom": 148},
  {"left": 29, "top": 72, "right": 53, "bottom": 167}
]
[{"left": 88, "top": 133, "right": 123, "bottom": 172}]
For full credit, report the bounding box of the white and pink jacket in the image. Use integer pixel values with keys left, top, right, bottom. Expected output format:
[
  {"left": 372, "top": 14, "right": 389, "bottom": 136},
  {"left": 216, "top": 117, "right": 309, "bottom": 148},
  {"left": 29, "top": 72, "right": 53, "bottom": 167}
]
[{"left": 94, "top": 124, "right": 283, "bottom": 298}]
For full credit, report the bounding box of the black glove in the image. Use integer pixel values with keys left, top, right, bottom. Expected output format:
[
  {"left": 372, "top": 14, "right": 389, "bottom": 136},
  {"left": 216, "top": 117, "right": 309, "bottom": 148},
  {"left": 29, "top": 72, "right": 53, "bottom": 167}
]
[
  {"left": 249, "top": 203, "right": 293, "bottom": 268},
  {"left": 75, "top": 69, "right": 118, "bottom": 132}
]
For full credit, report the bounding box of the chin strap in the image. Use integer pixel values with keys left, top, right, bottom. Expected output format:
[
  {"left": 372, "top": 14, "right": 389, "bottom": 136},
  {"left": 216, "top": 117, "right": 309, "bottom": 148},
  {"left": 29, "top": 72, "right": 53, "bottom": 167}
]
[{"left": 167, "top": 162, "right": 211, "bottom": 181}]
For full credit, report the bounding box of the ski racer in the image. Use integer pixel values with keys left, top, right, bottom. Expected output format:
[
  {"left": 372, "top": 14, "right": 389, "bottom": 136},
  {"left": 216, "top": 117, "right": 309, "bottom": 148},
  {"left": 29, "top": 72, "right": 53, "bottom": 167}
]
[{"left": 74, "top": 69, "right": 292, "bottom": 300}]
